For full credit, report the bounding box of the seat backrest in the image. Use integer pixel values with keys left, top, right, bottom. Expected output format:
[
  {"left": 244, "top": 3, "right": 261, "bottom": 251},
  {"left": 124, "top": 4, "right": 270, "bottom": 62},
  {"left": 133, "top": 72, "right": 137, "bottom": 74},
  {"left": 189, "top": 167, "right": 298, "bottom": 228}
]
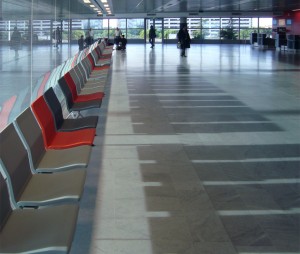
[
  {"left": 31, "top": 96, "right": 57, "bottom": 147},
  {"left": 98, "top": 42, "right": 105, "bottom": 54},
  {"left": 91, "top": 46, "right": 101, "bottom": 62},
  {"left": 14, "top": 107, "right": 46, "bottom": 172},
  {"left": 94, "top": 47, "right": 101, "bottom": 59},
  {"left": 69, "top": 68, "right": 81, "bottom": 94},
  {"left": 74, "top": 64, "right": 86, "bottom": 88},
  {"left": 91, "top": 49, "right": 99, "bottom": 63},
  {"left": 0, "top": 171, "right": 13, "bottom": 233},
  {"left": 87, "top": 54, "right": 95, "bottom": 69},
  {"left": 64, "top": 73, "right": 78, "bottom": 101},
  {"left": 58, "top": 76, "right": 74, "bottom": 110},
  {"left": 43, "top": 87, "right": 64, "bottom": 130},
  {"left": 0, "top": 123, "right": 32, "bottom": 208},
  {"left": 81, "top": 57, "right": 92, "bottom": 75},
  {"left": 78, "top": 62, "right": 89, "bottom": 81}
]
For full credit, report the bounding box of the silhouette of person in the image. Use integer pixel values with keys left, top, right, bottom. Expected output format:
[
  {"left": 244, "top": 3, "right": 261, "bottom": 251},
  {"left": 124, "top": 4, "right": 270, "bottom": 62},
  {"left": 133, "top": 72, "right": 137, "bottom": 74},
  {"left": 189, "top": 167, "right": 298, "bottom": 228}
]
[
  {"left": 78, "top": 35, "right": 85, "bottom": 51},
  {"left": 11, "top": 27, "right": 21, "bottom": 58},
  {"left": 149, "top": 25, "right": 156, "bottom": 48},
  {"left": 177, "top": 25, "right": 191, "bottom": 57}
]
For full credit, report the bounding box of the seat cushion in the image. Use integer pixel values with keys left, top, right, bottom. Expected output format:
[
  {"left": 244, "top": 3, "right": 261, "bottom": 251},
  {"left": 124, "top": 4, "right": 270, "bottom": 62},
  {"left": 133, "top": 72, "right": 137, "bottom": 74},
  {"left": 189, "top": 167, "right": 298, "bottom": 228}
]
[
  {"left": 74, "top": 92, "right": 105, "bottom": 103},
  {"left": 46, "top": 128, "right": 96, "bottom": 149}
]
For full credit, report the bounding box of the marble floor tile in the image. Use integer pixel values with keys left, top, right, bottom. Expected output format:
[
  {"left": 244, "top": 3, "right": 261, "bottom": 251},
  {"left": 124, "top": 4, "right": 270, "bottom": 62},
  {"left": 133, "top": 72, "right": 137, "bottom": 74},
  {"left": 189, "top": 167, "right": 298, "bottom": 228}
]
[
  {"left": 185, "top": 210, "right": 231, "bottom": 242},
  {"left": 220, "top": 215, "right": 273, "bottom": 247},
  {"left": 193, "top": 242, "right": 238, "bottom": 254},
  {"left": 91, "top": 240, "right": 154, "bottom": 254},
  {"left": 45, "top": 44, "right": 300, "bottom": 254}
]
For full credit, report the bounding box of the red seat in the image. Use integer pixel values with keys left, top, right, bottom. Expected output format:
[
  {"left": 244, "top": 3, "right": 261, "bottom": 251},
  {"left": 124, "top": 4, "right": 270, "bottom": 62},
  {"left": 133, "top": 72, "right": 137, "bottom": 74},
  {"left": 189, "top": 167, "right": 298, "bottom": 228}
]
[
  {"left": 31, "top": 96, "right": 96, "bottom": 149},
  {"left": 64, "top": 72, "right": 105, "bottom": 102}
]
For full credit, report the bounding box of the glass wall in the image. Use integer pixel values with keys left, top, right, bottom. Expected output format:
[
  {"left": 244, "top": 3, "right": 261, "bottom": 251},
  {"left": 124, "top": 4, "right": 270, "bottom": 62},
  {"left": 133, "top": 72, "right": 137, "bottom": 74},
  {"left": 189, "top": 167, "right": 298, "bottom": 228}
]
[
  {"left": 108, "top": 19, "right": 126, "bottom": 38},
  {"left": 220, "top": 18, "right": 239, "bottom": 40},
  {"left": 0, "top": 17, "right": 273, "bottom": 45},
  {"left": 71, "top": 19, "right": 87, "bottom": 40},
  {"left": 189, "top": 18, "right": 202, "bottom": 39},
  {"left": 0, "top": 0, "right": 80, "bottom": 132},
  {"left": 127, "top": 19, "right": 144, "bottom": 39},
  {"left": 202, "top": 18, "right": 220, "bottom": 39},
  {"left": 0, "top": 20, "right": 30, "bottom": 44},
  {"left": 33, "top": 20, "right": 51, "bottom": 42},
  {"left": 259, "top": 18, "right": 273, "bottom": 37},
  {"left": 89, "top": 19, "right": 108, "bottom": 40},
  {"left": 173, "top": 17, "right": 270, "bottom": 40},
  {"left": 164, "top": 18, "right": 180, "bottom": 40},
  {"left": 0, "top": 14, "right": 273, "bottom": 131}
]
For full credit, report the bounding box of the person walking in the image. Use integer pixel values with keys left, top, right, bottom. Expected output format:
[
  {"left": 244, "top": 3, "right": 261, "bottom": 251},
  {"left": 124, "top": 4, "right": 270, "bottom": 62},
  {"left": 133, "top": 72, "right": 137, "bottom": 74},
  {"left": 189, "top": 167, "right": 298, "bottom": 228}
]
[
  {"left": 149, "top": 25, "right": 156, "bottom": 48},
  {"left": 10, "top": 26, "right": 21, "bottom": 58},
  {"left": 52, "top": 27, "right": 61, "bottom": 48},
  {"left": 56, "top": 27, "right": 62, "bottom": 44},
  {"left": 177, "top": 25, "right": 191, "bottom": 57}
]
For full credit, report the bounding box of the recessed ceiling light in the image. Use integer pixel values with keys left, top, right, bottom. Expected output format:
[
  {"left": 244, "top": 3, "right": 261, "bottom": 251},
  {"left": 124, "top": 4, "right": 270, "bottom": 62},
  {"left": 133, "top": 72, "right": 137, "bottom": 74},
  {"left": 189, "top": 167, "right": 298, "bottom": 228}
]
[
  {"left": 83, "top": 0, "right": 91, "bottom": 3},
  {"left": 104, "top": 4, "right": 109, "bottom": 7},
  {"left": 101, "top": 0, "right": 107, "bottom": 3},
  {"left": 90, "top": 4, "right": 95, "bottom": 7}
]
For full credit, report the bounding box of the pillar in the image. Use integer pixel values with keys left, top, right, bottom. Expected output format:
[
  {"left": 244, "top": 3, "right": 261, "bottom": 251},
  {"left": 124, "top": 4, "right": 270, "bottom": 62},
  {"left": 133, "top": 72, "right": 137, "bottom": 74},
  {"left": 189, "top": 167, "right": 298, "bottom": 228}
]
[{"left": 180, "top": 17, "right": 187, "bottom": 29}]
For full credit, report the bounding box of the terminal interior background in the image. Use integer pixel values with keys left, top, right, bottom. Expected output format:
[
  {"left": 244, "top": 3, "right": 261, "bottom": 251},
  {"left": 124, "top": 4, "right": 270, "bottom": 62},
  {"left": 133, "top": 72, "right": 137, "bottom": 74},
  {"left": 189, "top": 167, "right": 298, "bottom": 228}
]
[
  {"left": 1, "top": 0, "right": 300, "bottom": 127},
  {"left": 1, "top": 0, "right": 300, "bottom": 254}
]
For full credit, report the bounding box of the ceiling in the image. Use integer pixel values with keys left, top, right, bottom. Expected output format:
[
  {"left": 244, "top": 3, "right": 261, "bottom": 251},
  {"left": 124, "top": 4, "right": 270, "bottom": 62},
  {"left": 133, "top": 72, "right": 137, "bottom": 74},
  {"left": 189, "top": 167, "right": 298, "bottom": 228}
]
[
  {"left": 112, "top": 0, "right": 300, "bottom": 14},
  {"left": 1, "top": 0, "right": 300, "bottom": 19}
]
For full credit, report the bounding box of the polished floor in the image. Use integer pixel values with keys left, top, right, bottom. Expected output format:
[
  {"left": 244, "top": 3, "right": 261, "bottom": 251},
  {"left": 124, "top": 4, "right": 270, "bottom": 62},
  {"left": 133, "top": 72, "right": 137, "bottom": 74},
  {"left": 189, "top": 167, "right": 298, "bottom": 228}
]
[
  {"left": 2, "top": 43, "right": 300, "bottom": 254},
  {"left": 69, "top": 44, "right": 300, "bottom": 254}
]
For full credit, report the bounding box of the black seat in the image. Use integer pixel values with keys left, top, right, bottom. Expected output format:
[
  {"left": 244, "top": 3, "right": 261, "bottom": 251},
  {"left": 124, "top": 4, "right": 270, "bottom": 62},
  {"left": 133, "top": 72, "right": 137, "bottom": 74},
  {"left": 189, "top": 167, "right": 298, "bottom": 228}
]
[
  {"left": 58, "top": 77, "right": 102, "bottom": 116},
  {"left": 44, "top": 87, "right": 98, "bottom": 131}
]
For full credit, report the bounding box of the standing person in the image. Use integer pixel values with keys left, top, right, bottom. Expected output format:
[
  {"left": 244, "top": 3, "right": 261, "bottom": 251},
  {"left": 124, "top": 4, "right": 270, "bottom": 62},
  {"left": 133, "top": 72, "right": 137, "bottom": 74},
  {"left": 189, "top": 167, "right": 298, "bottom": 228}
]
[
  {"left": 86, "top": 28, "right": 94, "bottom": 46},
  {"left": 114, "top": 27, "right": 122, "bottom": 47},
  {"left": 78, "top": 35, "right": 85, "bottom": 51},
  {"left": 177, "top": 25, "right": 191, "bottom": 57},
  {"left": 149, "top": 25, "right": 156, "bottom": 48},
  {"left": 52, "top": 27, "right": 61, "bottom": 48},
  {"left": 10, "top": 26, "right": 21, "bottom": 58}
]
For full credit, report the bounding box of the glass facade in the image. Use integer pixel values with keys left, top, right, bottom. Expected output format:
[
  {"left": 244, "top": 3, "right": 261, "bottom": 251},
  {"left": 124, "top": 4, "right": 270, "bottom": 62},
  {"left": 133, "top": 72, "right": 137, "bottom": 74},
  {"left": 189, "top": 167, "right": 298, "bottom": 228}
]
[
  {"left": 0, "top": 17, "right": 271, "bottom": 44},
  {"left": 127, "top": 19, "right": 144, "bottom": 39},
  {"left": 0, "top": 14, "right": 272, "bottom": 131}
]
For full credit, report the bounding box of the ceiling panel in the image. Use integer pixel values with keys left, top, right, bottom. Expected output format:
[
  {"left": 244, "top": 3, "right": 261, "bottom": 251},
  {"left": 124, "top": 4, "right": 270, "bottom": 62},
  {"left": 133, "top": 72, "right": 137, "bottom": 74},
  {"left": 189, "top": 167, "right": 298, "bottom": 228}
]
[
  {"left": 1, "top": 0, "right": 93, "bottom": 19},
  {"left": 1, "top": 0, "right": 300, "bottom": 20},
  {"left": 111, "top": 0, "right": 300, "bottom": 14}
]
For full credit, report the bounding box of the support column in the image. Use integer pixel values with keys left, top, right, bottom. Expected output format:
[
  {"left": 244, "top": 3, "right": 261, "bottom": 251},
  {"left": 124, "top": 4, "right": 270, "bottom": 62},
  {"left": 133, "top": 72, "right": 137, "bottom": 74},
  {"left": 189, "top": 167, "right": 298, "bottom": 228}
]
[
  {"left": 180, "top": 17, "right": 187, "bottom": 29},
  {"left": 0, "top": 0, "right": 2, "bottom": 20}
]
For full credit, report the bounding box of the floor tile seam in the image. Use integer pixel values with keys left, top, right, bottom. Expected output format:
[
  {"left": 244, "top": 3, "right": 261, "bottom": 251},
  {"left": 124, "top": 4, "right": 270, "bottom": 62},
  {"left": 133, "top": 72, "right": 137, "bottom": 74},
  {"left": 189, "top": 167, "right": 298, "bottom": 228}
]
[
  {"left": 206, "top": 183, "right": 280, "bottom": 250},
  {"left": 94, "top": 214, "right": 187, "bottom": 220}
]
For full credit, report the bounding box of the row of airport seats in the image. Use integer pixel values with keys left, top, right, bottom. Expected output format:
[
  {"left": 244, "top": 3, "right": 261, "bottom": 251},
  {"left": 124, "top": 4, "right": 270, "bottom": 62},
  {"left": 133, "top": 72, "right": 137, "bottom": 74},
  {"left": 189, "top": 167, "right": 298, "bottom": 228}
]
[{"left": 0, "top": 40, "right": 113, "bottom": 253}]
